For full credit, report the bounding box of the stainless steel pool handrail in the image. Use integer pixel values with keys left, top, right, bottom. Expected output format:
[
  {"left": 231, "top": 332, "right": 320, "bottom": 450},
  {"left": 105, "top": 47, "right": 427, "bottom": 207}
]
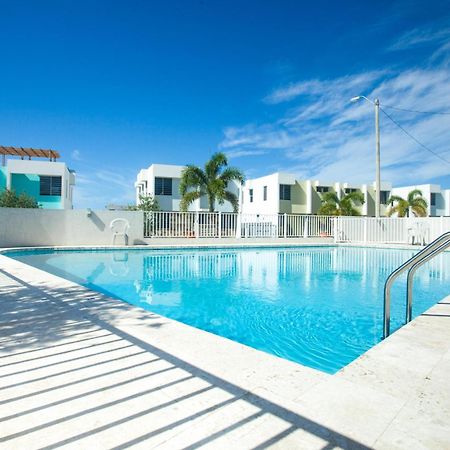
[
  {"left": 406, "top": 239, "right": 450, "bottom": 323},
  {"left": 383, "top": 231, "right": 450, "bottom": 339}
]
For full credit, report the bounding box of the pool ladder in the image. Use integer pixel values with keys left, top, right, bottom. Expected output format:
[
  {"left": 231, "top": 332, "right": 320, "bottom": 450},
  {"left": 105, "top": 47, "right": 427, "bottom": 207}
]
[{"left": 383, "top": 231, "right": 450, "bottom": 339}]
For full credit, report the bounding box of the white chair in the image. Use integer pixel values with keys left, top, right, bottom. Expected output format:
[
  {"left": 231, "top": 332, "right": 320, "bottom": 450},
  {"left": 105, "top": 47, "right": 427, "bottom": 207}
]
[
  {"left": 110, "top": 218, "right": 130, "bottom": 246},
  {"left": 407, "top": 221, "right": 429, "bottom": 246}
]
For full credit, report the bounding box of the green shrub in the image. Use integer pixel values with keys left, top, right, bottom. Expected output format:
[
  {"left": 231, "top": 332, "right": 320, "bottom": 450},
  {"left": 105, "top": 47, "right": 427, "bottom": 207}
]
[{"left": 0, "top": 189, "right": 40, "bottom": 208}]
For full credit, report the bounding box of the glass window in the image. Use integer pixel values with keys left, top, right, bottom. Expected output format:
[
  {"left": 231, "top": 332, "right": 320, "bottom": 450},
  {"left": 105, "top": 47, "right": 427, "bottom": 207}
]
[
  {"left": 263, "top": 186, "right": 267, "bottom": 201},
  {"left": 249, "top": 189, "right": 253, "bottom": 203},
  {"left": 316, "top": 186, "right": 329, "bottom": 193},
  {"left": 154, "top": 177, "right": 172, "bottom": 195},
  {"left": 345, "top": 188, "right": 358, "bottom": 194},
  {"left": 279, "top": 184, "right": 291, "bottom": 200},
  {"left": 431, "top": 193, "right": 436, "bottom": 206},
  {"left": 380, "top": 190, "right": 390, "bottom": 204},
  {"left": 39, "top": 176, "right": 62, "bottom": 196}
]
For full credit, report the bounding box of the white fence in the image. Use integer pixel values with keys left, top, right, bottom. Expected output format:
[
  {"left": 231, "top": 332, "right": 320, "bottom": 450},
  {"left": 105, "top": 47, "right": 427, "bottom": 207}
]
[
  {"left": 144, "top": 212, "right": 335, "bottom": 239},
  {"left": 334, "top": 216, "right": 450, "bottom": 244},
  {"left": 145, "top": 212, "right": 450, "bottom": 244}
]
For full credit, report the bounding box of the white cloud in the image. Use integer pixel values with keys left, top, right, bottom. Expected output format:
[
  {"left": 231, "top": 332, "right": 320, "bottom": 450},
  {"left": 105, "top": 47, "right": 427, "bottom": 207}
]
[
  {"left": 219, "top": 68, "right": 450, "bottom": 187},
  {"left": 264, "top": 72, "right": 387, "bottom": 105},
  {"left": 73, "top": 168, "right": 135, "bottom": 209},
  {"left": 389, "top": 26, "right": 450, "bottom": 51},
  {"left": 225, "top": 149, "right": 267, "bottom": 159},
  {"left": 71, "top": 149, "right": 82, "bottom": 161}
]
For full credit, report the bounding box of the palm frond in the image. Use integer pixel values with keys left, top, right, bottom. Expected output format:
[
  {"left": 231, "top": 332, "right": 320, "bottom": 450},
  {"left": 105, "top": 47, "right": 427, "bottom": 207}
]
[
  {"left": 387, "top": 195, "right": 405, "bottom": 204},
  {"left": 317, "top": 203, "right": 339, "bottom": 216},
  {"left": 179, "top": 190, "right": 202, "bottom": 212},
  {"left": 205, "top": 152, "right": 228, "bottom": 180},
  {"left": 343, "top": 191, "right": 365, "bottom": 205},
  {"left": 223, "top": 191, "right": 239, "bottom": 212},
  {"left": 220, "top": 167, "right": 245, "bottom": 185},
  {"left": 407, "top": 189, "right": 424, "bottom": 204},
  {"left": 179, "top": 166, "right": 207, "bottom": 195},
  {"left": 410, "top": 197, "right": 428, "bottom": 210},
  {"left": 387, "top": 198, "right": 409, "bottom": 217},
  {"left": 320, "top": 191, "right": 340, "bottom": 205},
  {"left": 411, "top": 204, "right": 428, "bottom": 217},
  {"left": 208, "top": 178, "right": 226, "bottom": 197}
]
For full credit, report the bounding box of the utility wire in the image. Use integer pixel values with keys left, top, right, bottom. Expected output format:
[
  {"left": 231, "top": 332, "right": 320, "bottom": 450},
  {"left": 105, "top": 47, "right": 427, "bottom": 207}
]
[
  {"left": 379, "top": 107, "right": 450, "bottom": 166},
  {"left": 381, "top": 104, "right": 450, "bottom": 115}
]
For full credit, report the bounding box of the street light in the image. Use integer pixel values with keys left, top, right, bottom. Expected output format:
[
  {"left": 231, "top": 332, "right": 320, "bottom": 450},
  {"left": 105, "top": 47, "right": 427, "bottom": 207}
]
[{"left": 350, "top": 95, "right": 381, "bottom": 218}]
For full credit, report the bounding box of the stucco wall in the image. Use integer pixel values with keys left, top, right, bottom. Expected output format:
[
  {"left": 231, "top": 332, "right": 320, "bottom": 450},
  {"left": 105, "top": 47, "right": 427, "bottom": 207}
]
[
  {"left": 241, "top": 173, "right": 281, "bottom": 214},
  {"left": 290, "top": 182, "right": 308, "bottom": 214},
  {"left": 0, "top": 209, "right": 145, "bottom": 248}
]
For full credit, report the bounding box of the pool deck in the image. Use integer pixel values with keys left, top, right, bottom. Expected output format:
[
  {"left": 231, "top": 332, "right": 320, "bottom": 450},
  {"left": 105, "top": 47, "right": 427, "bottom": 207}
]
[{"left": 1, "top": 249, "right": 450, "bottom": 449}]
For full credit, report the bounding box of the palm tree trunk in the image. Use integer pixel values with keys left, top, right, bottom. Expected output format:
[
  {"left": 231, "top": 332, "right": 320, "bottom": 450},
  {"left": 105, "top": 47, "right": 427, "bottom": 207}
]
[{"left": 208, "top": 196, "right": 215, "bottom": 212}]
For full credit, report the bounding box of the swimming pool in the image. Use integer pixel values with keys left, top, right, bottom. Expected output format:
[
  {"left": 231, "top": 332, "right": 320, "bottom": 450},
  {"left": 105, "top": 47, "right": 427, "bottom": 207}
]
[{"left": 6, "top": 246, "right": 450, "bottom": 374}]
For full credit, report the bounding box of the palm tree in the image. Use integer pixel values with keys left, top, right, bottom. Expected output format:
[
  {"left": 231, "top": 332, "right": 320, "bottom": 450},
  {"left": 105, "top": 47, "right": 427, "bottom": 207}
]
[
  {"left": 387, "top": 189, "right": 428, "bottom": 217},
  {"left": 317, "top": 191, "right": 365, "bottom": 216},
  {"left": 180, "top": 152, "right": 245, "bottom": 212}
]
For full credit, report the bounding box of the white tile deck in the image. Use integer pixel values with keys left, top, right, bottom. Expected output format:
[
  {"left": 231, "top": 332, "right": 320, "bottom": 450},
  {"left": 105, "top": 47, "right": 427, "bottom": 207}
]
[{"left": 0, "top": 249, "right": 450, "bottom": 449}]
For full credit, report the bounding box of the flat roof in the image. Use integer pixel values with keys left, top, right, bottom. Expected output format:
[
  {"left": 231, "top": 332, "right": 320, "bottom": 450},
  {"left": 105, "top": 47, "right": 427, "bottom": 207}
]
[{"left": 0, "top": 146, "right": 60, "bottom": 159}]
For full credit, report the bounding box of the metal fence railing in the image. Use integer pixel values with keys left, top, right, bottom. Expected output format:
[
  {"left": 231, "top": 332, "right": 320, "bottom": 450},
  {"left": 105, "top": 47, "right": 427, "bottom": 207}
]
[
  {"left": 334, "top": 216, "right": 450, "bottom": 245},
  {"left": 144, "top": 212, "right": 450, "bottom": 244},
  {"left": 144, "top": 212, "right": 335, "bottom": 239}
]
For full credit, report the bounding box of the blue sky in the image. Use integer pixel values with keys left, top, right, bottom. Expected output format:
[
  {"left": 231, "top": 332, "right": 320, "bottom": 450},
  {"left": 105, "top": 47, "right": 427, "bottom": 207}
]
[{"left": 1, "top": 0, "right": 450, "bottom": 208}]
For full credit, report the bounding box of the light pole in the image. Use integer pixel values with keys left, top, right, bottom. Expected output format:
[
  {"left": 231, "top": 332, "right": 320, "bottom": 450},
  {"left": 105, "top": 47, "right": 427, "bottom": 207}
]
[{"left": 350, "top": 96, "right": 381, "bottom": 218}]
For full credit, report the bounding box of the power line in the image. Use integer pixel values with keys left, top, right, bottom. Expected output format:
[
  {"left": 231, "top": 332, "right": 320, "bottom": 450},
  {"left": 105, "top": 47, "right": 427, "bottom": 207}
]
[
  {"left": 381, "top": 104, "right": 450, "bottom": 115},
  {"left": 379, "top": 107, "right": 450, "bottom": 166}
]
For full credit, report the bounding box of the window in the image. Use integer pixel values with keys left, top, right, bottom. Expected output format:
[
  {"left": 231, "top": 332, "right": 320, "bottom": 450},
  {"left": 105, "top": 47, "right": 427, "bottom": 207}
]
[
  {"left": 279, "top": 184, "right": 291, "bottom": 200},
  {"left": 431, "top": 193, "right": 436, "bottom": 206},
  {"left": 380, "top": 190, "right": 390, "bottom": 205},
  {"left": 154, "top": 177, "right": 172, "bottom": 195},
  {"left": 263, "top": 186, "right": 267, "bottom": 201},
  {"left": 39, "top": 176, "right": 62, "bottom": 196},
  {"left": 249, "top": 189, "right": 253, "bottom": 203},
  {"left": 345, "top": 188, "right": 358, "bottom": 194},
  {"left": 316, "top": 186, "right": 329, "bottom": 193}
]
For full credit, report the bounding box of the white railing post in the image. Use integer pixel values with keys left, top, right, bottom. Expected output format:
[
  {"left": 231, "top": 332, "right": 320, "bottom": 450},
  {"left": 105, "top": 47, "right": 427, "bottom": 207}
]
[
  {"left": 218, "top": 211, "right": 222, "bottom": 239},
  {"left": 363, "top": 217, "right": 368, "bottom": 244},
  {"left": 333, "top": 217, "right": 338, "bottom": 243},
  {"left": 303, "top": 217, "right": 309, "bottom": 238},
  {"left": 283, "top": 213, "right": 287, "bottom": 238},
  {"left": 236, "top": 213, "right": 242, "bottom": 238},
  {"left": 194, "top": 211, "right": 199, "bottom": 238}
]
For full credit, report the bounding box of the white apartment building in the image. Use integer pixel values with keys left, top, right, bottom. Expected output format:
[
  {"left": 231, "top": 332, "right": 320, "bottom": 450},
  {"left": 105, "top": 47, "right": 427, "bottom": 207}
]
[
  {"left": 241, "top": 173, "right": 393, "bottom": 217},
  {"left": 135, "top": 164, "right": 240, "bottom": 212},
  {"left": 135, "top": 163, "right": 450, "bottom": 217}
]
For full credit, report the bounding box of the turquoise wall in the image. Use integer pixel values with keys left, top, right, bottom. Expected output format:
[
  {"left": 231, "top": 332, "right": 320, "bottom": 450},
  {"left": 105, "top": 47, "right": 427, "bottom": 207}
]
[
  {"left": 11, "top": 173, "right": 62, "bottom": 209},
  {"left": 0, "top": 167, "right": 6, "bottom": 191}
]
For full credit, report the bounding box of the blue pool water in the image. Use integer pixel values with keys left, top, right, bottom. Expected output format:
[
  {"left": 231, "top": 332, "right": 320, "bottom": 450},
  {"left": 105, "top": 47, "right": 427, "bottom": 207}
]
[{"left": 6, "top": 246, "right": 450, "bottom": 374}]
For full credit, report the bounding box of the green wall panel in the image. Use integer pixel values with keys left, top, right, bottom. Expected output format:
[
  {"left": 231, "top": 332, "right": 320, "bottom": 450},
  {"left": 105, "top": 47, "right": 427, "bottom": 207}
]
[
  {"left": 11, "top": 173, "right": 62, "bottom": 209},
  {"left": 0, "top": 167, "right": 6, "bottom": 191}
]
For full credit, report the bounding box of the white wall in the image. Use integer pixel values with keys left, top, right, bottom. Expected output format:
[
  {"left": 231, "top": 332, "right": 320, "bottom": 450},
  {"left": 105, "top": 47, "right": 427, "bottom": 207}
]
[
  {"left": 445, "top": 190, "right": 450, "bottom": 216},
  {"left": 0, "top": 209, "right": 144, "bottom": 248},
  {"left": 242, "top": 173, "right": 283, "bottom": 214}
]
